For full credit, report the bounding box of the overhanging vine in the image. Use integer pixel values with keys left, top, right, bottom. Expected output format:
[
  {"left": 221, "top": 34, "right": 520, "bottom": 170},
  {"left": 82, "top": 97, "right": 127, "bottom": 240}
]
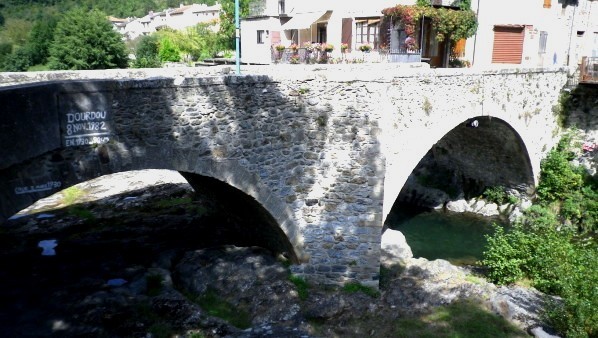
[{"left": 381, "top": 4, "right": 478, "bottom": 43}]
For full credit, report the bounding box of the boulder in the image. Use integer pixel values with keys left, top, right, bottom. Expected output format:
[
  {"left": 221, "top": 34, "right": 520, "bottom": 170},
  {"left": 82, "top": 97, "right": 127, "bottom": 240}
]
[
  {"left": 380, "top": 228, "right": 413, "bottom": 266},
  {"left": 446, "top": 199, "right": 470, "bottom": 213}
]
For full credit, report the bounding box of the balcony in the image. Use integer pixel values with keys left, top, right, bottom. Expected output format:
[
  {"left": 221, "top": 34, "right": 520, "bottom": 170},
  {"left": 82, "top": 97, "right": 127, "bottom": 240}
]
[
  {"left": 271, "top": 47, "right": 421, "bottom": 64},
  {"left": 580, "top": 56, "right": 598, "bottom": 84}
]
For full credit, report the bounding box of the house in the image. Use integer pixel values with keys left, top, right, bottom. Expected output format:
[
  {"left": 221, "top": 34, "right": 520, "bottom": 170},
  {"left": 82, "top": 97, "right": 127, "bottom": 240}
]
[
  {"left": 241, "top": 0, "right": 597, "bottom": 69},
  {"left": 240, "top": 0, "right": 446, "bottom": 65},
  {"left": 121, "top": 3, "right": 221, "bottom": 41},
  {"left": 464, "top": 0, "right": 598, "bottom": 69},
  {"left": 123, "top": 11, "right": 162, "bottom": 40},
  {"left": 158, "top": 3, "right": 221, "bottom": 31},
  {"left": 108, "top": 16, "right": 131, "bottom": 35}
]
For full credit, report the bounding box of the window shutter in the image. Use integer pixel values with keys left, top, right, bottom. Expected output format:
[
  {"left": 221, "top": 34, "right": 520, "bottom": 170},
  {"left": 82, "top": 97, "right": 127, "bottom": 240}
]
[
  {"left": 342, "top": 18, "right": 353, "bottom": 48},
  {"left": 492, "top": 26, "right": 524, "bottom": 64}
]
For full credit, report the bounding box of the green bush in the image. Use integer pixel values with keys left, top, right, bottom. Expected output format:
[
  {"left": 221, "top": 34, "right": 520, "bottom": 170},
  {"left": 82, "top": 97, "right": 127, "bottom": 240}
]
[
  {"left": 482, "top": 135, "right": 597, "bottom": 337},
  {"left": 482, "top": 186, "right": 509, "bottom": 205},
  {"left": 536, "top": 146, "right": 583, "bottom": 202},
  {"left": 2, "top": 47, "right": 32, "bottom": 71},
  {"left": 481, "top": 224, "right": 527, "bottom": 285},
  {"left": 158, "top": 37, "right": 180, "bottom": 62},
  {"left": 133, "top": 34, "right": 161, "bottom": 68}
]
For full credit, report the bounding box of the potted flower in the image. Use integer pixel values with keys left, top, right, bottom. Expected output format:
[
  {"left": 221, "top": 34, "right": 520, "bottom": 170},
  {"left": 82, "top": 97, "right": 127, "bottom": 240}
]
[
  {"left": 289, "top": 55, "right": 300, "bottom": 64},
  {"left": 340, "top": 43, "right": 349, "bottom": 53},
  {"left": 303, "top": 42, "right": 314, "bottom": 53},
  {"left": 289, "top": 43, "right": 299, "bottom": 53},
  {"left": 359, "top": 44, "right": 372, "bottom": 52},
  {"left": 323, "top": 43, "right": 334, "bottom": 52},
  {"left": 273, "top": 44, "right": 285, "bottom": 62}
]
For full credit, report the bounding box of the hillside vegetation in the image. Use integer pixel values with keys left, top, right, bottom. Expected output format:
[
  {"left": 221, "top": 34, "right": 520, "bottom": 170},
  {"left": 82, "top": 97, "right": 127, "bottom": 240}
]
[
  {"left": 0, "top": 0, "right": 216, "bottom": 20},
  {"left": 0, "top": 0, "right": 250, "bottom": 71}
]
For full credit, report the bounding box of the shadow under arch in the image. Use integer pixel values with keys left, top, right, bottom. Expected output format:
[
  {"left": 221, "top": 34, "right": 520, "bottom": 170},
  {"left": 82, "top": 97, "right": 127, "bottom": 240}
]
[
  {"left": 1, "top": 146, "right": 303, "bottom": 263},
  {"left": 385, "top": 116, "right": 535, "bottom": 222}
]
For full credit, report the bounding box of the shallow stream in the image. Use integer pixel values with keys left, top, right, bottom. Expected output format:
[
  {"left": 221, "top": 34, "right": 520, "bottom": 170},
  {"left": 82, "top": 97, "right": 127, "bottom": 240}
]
[{"left": 386, "top": 204, "right": 507, "bottom": 266}]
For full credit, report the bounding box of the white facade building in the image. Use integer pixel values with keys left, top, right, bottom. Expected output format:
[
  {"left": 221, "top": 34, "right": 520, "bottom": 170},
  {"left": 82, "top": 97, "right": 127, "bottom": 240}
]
[
  {"left": 465, "top": 0, "right": 598, "bottom": 69},
  {"left": 241, "top": 0, "right": 597, "bottom": 68},
  {"left": 240, "top": 0, "right": 404, "bottom": 64},
  {"left": 120, "top": 3, "right": 221, "bottom": 41}
]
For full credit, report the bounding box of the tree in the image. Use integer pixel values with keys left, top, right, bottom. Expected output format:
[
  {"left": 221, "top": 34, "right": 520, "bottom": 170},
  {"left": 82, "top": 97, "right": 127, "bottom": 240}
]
[
  {"left": 0, "top": 12, "right": 5, "bottom": 27},
  {"left": 132, "top": 34, "right": 161, "bottom": 68},
  {"left": 218, "top": 0, "right": 252, "bottom": 50},
  {"left": 2, "top": 47, "right": 32, "bottom": 71},
  {"left": 25, "top": 15, "right": 58, "bottom": 65},
  {"left": 157, "top": 36, "right": 181, "bottom": 62},
  {"left": 48, "top": 8, "right": 128, "bottom": 70},
  {"left": 180, "top": 23, "right": 221, "bottom": 61},
  {"left": 2, "top": 18, "right": 32, "bottom": 46}
]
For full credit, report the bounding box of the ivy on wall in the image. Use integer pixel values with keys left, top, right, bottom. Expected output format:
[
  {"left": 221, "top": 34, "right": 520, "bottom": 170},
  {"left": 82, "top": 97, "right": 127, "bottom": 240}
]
[{"left": 381, "top": 4, "right": 478, "bottom": 43}]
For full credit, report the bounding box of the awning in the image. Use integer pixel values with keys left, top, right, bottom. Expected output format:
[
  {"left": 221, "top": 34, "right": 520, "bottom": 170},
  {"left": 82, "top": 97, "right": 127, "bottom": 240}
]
[
  {"left": 355, "top": 18, "right": 381, "bottom": 25},
  {"left": 282, "top": 11, "right": 328, "bottom": 30}
]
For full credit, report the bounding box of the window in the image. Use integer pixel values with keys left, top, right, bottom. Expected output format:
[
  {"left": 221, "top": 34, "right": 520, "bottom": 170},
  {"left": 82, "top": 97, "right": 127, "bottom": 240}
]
[
  {"left": 279, "top": 0, "right": 285, "bottom": 15},
  {"left": 538, "top": 31, "right": 548, "bottom": 54},
  {"left": 355, "top": 19, "right": 379, "bottom": 47},
  {"left": 257, "top": 30, "right": 266, "bottom": 44}
]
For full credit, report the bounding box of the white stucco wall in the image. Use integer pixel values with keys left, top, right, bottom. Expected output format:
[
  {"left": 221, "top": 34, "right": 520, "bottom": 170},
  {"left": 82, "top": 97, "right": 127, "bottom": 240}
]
[
  {"left": 466, "top": 0, "right": 597, "bottom": 69},
  {"left": 241, "top": 17, "right": 283, "bottom": 64}
]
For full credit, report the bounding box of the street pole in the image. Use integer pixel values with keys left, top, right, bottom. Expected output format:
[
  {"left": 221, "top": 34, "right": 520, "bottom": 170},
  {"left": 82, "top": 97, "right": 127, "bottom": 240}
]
[{"left": 235, "top": 0, "right": 241, "bottom": 75}]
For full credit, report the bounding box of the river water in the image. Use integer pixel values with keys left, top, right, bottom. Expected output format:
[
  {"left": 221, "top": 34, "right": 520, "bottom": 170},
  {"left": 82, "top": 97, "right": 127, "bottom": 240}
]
[{"left": 385, "top": 204, "right": 507, "bottom": 266}]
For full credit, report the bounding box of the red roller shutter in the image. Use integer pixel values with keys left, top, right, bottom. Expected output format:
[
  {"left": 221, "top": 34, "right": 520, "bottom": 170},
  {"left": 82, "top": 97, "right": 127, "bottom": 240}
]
[{"left": 492, "top": 25, "right": 524, "bottom": 64}]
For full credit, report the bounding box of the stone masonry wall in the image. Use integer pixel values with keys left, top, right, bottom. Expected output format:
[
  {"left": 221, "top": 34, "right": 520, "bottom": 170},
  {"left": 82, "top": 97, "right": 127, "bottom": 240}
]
[{"left": 0, "top": 64, "right": 569, "bottom": 287}]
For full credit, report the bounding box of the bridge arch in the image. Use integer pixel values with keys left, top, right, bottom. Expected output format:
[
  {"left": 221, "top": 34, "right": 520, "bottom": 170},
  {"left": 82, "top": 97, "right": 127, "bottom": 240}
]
[
  {"left": 383, "top": 116, "right": 535, "bottom": 222},
  {"left": 1, "top": 146, "right": 304, "bottom": 263}
]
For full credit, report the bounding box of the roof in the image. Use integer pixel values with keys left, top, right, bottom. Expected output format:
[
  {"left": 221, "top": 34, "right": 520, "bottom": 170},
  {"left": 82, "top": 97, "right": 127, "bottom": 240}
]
[
  {"left": 170, "top": 5, "right": 194, "bottom": 15},
  {"left": 108, "top": 16, "right": 129, "bottom": 23}
]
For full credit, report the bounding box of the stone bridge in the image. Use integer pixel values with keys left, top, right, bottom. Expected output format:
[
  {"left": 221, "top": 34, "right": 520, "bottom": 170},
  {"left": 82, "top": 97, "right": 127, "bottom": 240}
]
[{"left": 0, "top": 65, "right": 568, "bottom": 286}]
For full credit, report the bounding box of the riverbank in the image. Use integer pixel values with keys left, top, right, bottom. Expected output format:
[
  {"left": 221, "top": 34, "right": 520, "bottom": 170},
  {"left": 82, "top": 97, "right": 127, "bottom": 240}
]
[{"left": 0, "top": 170, "right": 558, "bottom": 337}]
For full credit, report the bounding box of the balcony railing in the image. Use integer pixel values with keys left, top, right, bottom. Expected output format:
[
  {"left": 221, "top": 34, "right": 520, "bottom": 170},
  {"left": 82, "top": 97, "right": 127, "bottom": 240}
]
[
  {"left": 271, "top": 47, "right": 422, "bottom": 64},
  {"left": 580, "top": 56, "right": 598, "bottom": 84}
]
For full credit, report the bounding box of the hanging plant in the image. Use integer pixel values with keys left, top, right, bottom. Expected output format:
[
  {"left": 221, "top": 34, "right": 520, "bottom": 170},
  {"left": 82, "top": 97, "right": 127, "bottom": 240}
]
[
  {"left": 381, "top": 4, "right": 477, "bottom": 43},
  {"left": 382, "top": 5, "right": 420, "bottom": 36}
]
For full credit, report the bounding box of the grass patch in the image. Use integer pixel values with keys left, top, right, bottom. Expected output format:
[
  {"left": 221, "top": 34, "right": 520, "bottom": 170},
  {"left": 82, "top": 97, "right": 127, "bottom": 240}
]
[
  {"left": 341, "top": 282, "right": 380, "bottom": 298},
  {"left": 289, "top": 275, "right": 310, "bottom": 300},
  {"left": 61, "top": 186, "right": 87, "bottom": 205},
  {"left": 196, "top": 288, "right": 251, "bottom": 329},
  {"left": 27, "top": 64, "right": 51, "bottom": 71},
  {"left": 464, "top": 274, "right": 485, "bottom": 285},
  {"left": 66, "top": 205, "right": 95, "bottom": 220},
  {"left": 394, "top": 300, "right": 527, "bottom": 338}
]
